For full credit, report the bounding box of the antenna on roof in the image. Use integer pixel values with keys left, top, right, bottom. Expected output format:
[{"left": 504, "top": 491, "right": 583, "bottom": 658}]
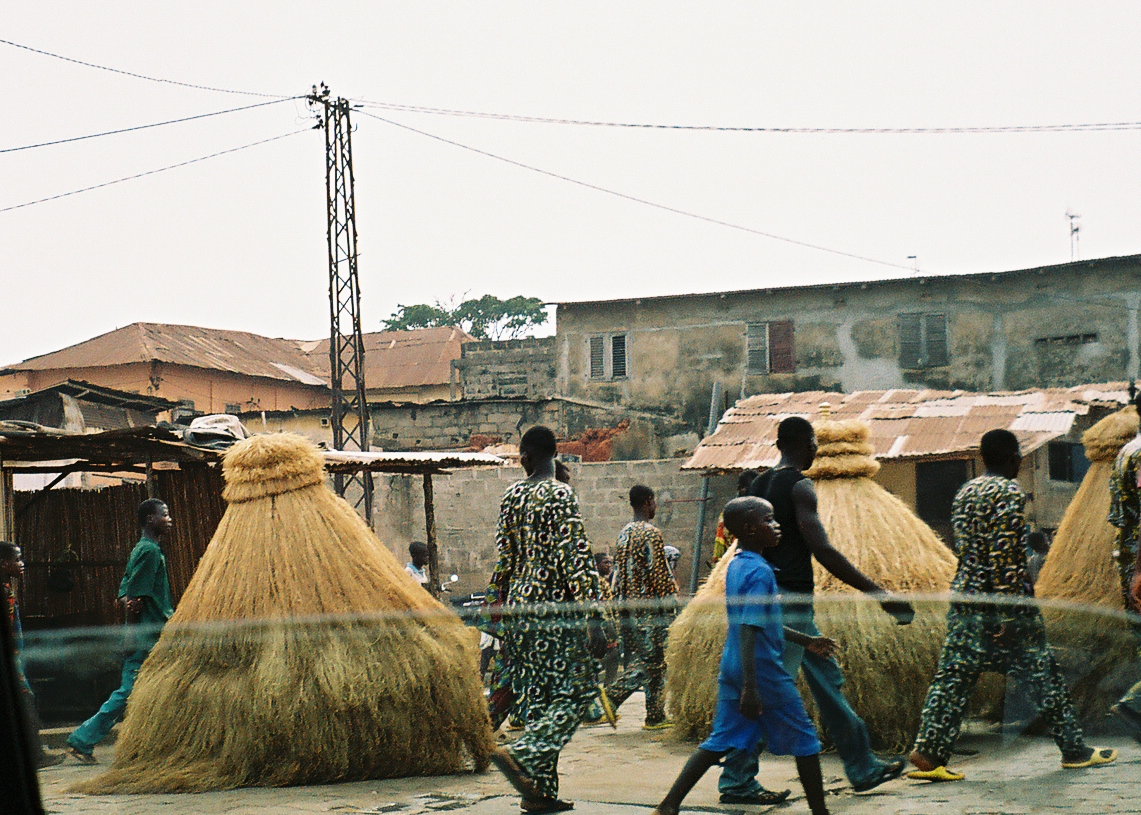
[
  {"left": 907, "top": 255, "right": 919, "bottom": 274},
  {"left": 1066, "top": 210, "right": 1081, "bottom": 261}
]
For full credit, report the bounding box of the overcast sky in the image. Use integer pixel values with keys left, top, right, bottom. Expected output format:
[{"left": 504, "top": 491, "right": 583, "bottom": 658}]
[{"left": 4, "top": 2, "right": 1139, "bottom": 363}]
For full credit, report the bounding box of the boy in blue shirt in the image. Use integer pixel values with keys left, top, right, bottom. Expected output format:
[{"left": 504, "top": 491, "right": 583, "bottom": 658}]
[{"left": 652, "top": 496, "right": 834, "bottom": 815}]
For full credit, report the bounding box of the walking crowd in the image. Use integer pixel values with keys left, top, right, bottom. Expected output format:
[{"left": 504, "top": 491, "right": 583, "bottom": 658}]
[{"left": 5, "top": 402, "right": 1140, "bottom": 815}]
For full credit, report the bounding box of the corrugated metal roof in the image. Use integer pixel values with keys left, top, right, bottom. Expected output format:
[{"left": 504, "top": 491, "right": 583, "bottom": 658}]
[
  {"left": 682, "top": 384, "right": 1129, "bottom": 471},
  {"left": 323, "top": 449, "right": 505, "bottom": 474},
  {"left": 5, "top": 323, "right": 473, "bottom": 391}
]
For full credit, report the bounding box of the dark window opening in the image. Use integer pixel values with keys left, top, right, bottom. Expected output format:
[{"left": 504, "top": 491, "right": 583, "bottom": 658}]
[
  {"left": 588, "top": 335, "right": 605, "bottom": 379},
  {"left": 1035, "top": 333, "right": 1098, "bottom": 347},
  {"left": 1048, "top": 441, "right": 1090, "bottom": 483},
  {"left": 916, "top": 459, "right": 969, "bottom": 542},
  {"left": 611, "top": 334, "right": 627, "bottom": 378}
]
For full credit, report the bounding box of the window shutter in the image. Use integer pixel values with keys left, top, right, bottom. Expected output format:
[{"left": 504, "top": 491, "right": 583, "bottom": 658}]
[
  {"left": 899, "top": 313, "right": 923, "bottom": 368},
  {"left": 588, "top": 336, "right": 605, "bottom": 379},
  {"left": 611, "top": 334, "right": 628, "bottom": 378},
  {"left": 746, "top": 323, "right": 769, "bottom": 374},
  {"left": 768, "top": 320, "right": 796, "bottom": 373},
  {"left": 924, "top": 313, "right": 948, "bottom": 367}
]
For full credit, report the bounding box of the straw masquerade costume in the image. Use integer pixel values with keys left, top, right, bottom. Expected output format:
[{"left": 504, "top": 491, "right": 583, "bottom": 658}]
[
  {"left": 667, "top": 421, "right": 960, "bottom": 767},
  {"left": 1036, "top": 405, "right": 1140, "bottom": 723},
  {"left": 74, "top": 433, "right": 494, "bottom": 793},
  {"left": 487, "top": 472, "right": 609, "bottom": 805}
]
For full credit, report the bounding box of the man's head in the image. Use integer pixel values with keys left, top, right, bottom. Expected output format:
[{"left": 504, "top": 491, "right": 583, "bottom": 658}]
[
  {"left": 594, "top": 551, "right": 612, "bottom": 577},
  {"left": 138, "top": 499, "right": 172, "bottom": 537},
  {"left": 519, "top": 425, "right": 557, "bottom": 475},
  {"left": 722, "top": 496, "right": 781, "bottom": 551},
  {"left": 980, "top": 428, "right": 1022, "bottom": 479},
  {"left": 629, "top": 484, "right": 656, "bottom": 519},
  {"left": 736, "top": 469, "right": 760, "bottom": 497},
  {"left": 1027, "top": 530, "right": 1050, "bottom": 555},
  {"left": 776, "top": 416, "right": 817, "bottom": 469},
  {"left": 0, "top": 541, "right": 23, "bottom": 580},
  {"left": 408, "top": 541, "right": 429, "bottom": 568}
]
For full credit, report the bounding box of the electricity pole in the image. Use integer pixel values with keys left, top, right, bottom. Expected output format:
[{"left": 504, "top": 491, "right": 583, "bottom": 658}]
[{"left": 309, "top": 84, "right": 373, "bottom": 522}]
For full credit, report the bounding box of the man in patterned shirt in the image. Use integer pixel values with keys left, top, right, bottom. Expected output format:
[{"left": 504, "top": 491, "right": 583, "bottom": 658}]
[
  {"left": 603, "top": 484, "right": 678, "bottom": 729},
  {"left": 909, "top": 429, "right": 1117, "bottom": 781},
  {"left": 1109, "top": 394, "right": 1141, "bottom": 739},
  {"left": 488, "top": 426, "right": 610, "bottom": 813}
]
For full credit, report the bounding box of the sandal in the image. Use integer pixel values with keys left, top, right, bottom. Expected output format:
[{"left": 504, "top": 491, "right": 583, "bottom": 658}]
[
  {"left": 64, "top": 745, "right": 98, "bottom": 765},
  {"left": 597, "top": 687, "right": 618, "bottom": 729},
  {"left": 521, "top": 798, "right": 574, "bottom": 814},
  {"left": 907, "top": 766, "right": 966, "bottom": 782},
  {"left": 1061, "top": 747, "right": 1118, "bottom": 769},
  {"left": 852, "top": 758, "right": 905, "bottom": 792},
  {"left": 491, "top": 747, "right": 543, "bottom": 800}
]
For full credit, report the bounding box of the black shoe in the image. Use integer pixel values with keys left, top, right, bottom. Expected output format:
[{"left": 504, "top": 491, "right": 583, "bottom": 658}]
[
  {"left": 719, "top": 789, "right": 792, "bottom": 805},
  {"left": 852, "top": 758, "right": 905, "bottom": 792}
]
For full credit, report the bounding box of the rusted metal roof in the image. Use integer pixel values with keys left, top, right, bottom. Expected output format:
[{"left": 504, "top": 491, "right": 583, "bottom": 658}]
[
  {"left": 303, "top": 326, "right": 473, "bottom": 390},
  {"left": 682, "top": 384, "right": 1130, "bottom": 472},
  {"left": 4, "top": 323, "right": 326, "bottom": 385},
  {"left": 5, "top": 323, "right": 472, "bottom": 392}
]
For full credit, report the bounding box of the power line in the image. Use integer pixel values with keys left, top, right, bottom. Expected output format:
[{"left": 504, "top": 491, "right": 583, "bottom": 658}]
[
  {"left": 0, "top": 129, "right": 311, "bottom": 214},
  {"left": 0, "top": 98, "right": 298, "bottom": 154},
  {"left": 357, "top": 110, "right": 912, "bottom": 271},
  {"left": 0, "top": 37, "right": 291, "bottom": 98},
  {"left": 359, "top": 100, "right": 1141, "bottom": 135}
]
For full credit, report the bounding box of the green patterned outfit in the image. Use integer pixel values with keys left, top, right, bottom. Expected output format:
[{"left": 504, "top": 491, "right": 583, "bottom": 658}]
[
  {"left": 487, "top": 478, "right": 606, "bottom": 799},
  {"left": 913, "top": 475, "right": 1088, "bottom": 765},
  {"left": 604, "top": 520, "right": 677, "bottom": 725},
  {"left": 1109, "top": 436, "right": 1141, "bottom": 715}
]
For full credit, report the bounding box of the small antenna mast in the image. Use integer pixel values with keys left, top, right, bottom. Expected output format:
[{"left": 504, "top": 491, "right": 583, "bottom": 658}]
[{"left": 1066, "top": 210, "right": 1081, "bottom": 261}]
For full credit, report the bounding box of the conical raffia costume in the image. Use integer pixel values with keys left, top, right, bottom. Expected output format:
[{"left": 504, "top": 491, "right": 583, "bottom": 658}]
[
  {"left": 666, "top": 420, "right": 964, "bottom": 750},
  {"left": 1036, "top": 406, "right": 1140, "bottom": 724},
  {"left": 74, "top": 434, "right": 495, "bottom": 793}
]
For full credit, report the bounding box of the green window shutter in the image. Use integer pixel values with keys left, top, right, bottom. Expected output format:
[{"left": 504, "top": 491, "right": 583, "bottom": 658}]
[
  {"left": 588, "top": 336, "right": 605, "bottom": 379},
  {"left": 924, "top": 313, "right": 948, "bottom": 367},
  {"left": 611, "top": 334, "right": 628, "bottom": 378},
  {"left": 899, "top": 313, "right": 923, "bottom": 368},
  {"left": 746, "top": 322, "right": 769, "bottom": 374}
]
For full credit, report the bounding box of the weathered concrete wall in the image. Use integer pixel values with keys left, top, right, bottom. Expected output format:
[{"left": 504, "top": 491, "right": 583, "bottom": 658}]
[
  {"left": 373, "top": 461, "right": 737, "bottom": 596},
  {"left": 556, "top": 257, "right": 1141, "bottom": 431},
  {"left": 453, "top": 337, "right": 557, "bottom": 400}
]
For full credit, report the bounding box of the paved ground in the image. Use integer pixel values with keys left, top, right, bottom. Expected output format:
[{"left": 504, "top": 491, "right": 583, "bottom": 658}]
[{"left": 36, "top": 696, "right": 1140, "bottom": 815}]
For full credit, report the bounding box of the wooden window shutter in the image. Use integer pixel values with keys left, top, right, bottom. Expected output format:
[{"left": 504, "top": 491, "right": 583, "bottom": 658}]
[
  {"left": 768, "top": 320, "right": 796, "bottom": 373},
  {"left": 588, "top": 336, "right": 605, "bottom": 379},
  {"left": 611, "top": 334, "right": 628, "bottom": 378},
  {"left": 924, "top": 313, "right": 949, "bottom": 367},
  {"left": 899, "top": 313, "right": 923, "bottom": 368},
  {"left": 746, "top": 323, "right": 769, "bottom": 374}
]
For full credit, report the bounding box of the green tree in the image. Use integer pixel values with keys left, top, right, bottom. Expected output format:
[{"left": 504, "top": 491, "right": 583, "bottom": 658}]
[{"left": 382, "top": 295, "right": 547, "bottom": 340}]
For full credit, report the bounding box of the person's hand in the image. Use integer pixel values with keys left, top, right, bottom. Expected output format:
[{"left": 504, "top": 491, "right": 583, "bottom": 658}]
[
  {"left": 879, "top": 595, "right": 915, "bottom": 625},
  {"left": 739, "top": 686, "right": 763, "bottom": 720},
  {"left": 806, "top": 636, "right": 839, "bottom": 658},
  {"left": 122, "top": 596, "right": 144, "bottom": 616}
]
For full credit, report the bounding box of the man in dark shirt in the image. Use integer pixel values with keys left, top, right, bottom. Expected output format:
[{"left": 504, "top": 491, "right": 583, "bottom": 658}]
[
  {"left": 717, "top": 416, "right": 912, "bottom": 802},
  {"left": 66, "top": 498, "right": 174, "bottom": 764}
]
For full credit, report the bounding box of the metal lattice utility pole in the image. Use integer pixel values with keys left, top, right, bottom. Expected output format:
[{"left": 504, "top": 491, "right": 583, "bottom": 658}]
[{"left": 309, "top": 84, "right": 373, "bottom": 522}]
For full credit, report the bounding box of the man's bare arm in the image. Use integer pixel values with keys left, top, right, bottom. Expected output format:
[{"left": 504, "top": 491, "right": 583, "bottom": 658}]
[{"left": 791, "top": 479, "right": 914, "bottom": 623}]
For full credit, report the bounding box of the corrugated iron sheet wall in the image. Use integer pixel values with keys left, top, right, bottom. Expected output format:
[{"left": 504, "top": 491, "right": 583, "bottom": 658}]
[{"left": 15, "top": 466, "right": 225, "bottom": 628}]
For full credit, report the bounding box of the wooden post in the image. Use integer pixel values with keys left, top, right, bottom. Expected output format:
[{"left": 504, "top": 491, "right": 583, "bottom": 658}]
[
  {"left": 0, "top": 459, "right": 14, "bottom": 543},
  {"left": 422, "top": 472, "right": 440, "bottom": 597},
  {"left": 689, "top": 381, "right": 724, "bottom": 594},
  {"left": 145, "top": 456, "right": 156, "bottom": 499}
]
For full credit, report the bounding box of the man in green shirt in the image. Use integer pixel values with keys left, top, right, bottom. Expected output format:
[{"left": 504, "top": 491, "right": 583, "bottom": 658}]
[{"left": 66, "top": 498, "right": 174, "bottom": 764}]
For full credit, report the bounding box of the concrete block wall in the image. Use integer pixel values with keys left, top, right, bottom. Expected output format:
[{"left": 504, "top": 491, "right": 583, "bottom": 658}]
[
  {"left": 373, "top": 460, "right": 738, "bottom": 596},
  {"left": 453, "top": 337, "right": 557, "bottom": 400}
]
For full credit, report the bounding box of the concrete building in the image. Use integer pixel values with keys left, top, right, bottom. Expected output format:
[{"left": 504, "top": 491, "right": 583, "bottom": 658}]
[{"left": 555, "top": 254, "right": 1141, "bottom": 431}]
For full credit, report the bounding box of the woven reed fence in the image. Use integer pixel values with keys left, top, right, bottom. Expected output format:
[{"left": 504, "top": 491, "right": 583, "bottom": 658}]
[{"left": 15, "top": 465, "right": 225, "bottom": 628}]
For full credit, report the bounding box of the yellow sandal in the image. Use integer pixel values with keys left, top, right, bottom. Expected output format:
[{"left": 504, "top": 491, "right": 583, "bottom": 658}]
[
  {"left": 1061, "top": 747, "right": 1117, "bottom": 769},
  {"left": 907, "top": 766, "right": 965, "bottom": 782}
]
